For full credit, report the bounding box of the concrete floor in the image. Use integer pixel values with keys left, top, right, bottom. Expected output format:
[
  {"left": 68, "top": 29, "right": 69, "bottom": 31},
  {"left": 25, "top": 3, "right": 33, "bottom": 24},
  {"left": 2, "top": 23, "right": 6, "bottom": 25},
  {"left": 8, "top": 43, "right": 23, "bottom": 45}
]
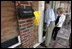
[
  {"left": 36, "top": 37, "right": 69, "bottom": 48},
  {"left": 16, "top": 37, "right": 69, "bottom": 48}
]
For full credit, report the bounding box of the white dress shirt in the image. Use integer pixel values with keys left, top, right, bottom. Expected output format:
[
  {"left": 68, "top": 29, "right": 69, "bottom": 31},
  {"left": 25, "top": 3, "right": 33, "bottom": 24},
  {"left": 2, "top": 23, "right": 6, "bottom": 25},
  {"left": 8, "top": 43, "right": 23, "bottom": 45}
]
[{"left": 45, "top": 6, "right": 55, "bottom": 27}]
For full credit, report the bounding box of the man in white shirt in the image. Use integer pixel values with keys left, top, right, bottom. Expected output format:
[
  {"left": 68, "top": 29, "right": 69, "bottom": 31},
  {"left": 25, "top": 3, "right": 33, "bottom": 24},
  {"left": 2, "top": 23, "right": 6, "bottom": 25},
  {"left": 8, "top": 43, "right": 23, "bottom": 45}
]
[
  {"left": 44, "top": 2, "right": 55, "bottom": 47},
  {"left": 52, "top": 8, "right": 66, "bottom": 40}
]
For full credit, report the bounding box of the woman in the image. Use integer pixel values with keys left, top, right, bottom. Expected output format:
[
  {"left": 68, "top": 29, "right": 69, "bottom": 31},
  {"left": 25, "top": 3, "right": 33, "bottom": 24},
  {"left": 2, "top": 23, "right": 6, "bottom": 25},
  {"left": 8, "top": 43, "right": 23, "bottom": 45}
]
[{"left": 52, "top": 8, "right": 66, "bottom": 40}]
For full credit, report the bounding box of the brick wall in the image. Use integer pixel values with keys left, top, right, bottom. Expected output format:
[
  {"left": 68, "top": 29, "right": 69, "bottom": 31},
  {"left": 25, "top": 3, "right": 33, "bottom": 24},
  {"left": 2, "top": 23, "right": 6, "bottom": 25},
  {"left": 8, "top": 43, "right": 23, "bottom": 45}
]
[
  {"left": 32, "top": 1, "right": 39, "bottom": 11},
  {"left": 18, "top": 18, "right": 35, "bottom": 48},
  {"left": 1, "top": 1, "right": 18, "bottom": 43},
  {"left": 15, "top": 1, "right": 39, "bottom": 48}
]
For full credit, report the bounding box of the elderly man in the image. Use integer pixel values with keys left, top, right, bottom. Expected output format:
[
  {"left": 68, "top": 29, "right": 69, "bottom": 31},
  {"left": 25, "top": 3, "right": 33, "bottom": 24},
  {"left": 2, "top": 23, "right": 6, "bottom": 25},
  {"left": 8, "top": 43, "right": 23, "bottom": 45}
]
[{"left": 44, "top": 2, "right": 55, "bottom": 47}]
